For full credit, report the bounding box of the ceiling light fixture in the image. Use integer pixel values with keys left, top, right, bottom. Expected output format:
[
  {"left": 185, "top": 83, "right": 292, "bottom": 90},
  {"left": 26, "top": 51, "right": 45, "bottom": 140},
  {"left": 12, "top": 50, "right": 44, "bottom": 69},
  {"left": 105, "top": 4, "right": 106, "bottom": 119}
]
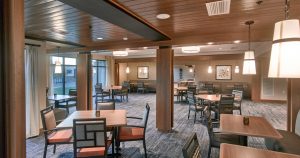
[
  {"left": 268, "top": 0, "right": 300, "bottom": 78},
  {"left": 123, "top": 37, "right": 128, "bottom": 40},
  {"left": 207, "top": 42, "right": 214, "bottom": 45},
  {"left": 181, "top": 46, "right": 201, "bottom": 53},
  {"left": 143, "top": 47, "right": 148, "bottom": 49},
  {"left": 97, "top": 37, "right": 103, "bottom": 40},
  {"left": 234, "top": 40, "right": 241, "bottom": 44},
  {"left": 156, "top": 13, "right": 170, "bottom": 19},
  {"left": 54, "top": 47, "right": 62, "bottom": 74},
  {"left": 243, "top": 21, "right": 256, "bottom": 75},
  {"left": 112, "top": 51, "right": 128, "bottom": 56}
]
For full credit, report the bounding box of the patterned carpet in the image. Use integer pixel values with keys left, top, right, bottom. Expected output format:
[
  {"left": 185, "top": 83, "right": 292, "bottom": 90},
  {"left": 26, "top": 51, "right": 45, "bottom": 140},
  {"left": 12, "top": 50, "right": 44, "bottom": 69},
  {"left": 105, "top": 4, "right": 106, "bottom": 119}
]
[{"left": 26, "top": 93, "right": 287, "bottom": 158}]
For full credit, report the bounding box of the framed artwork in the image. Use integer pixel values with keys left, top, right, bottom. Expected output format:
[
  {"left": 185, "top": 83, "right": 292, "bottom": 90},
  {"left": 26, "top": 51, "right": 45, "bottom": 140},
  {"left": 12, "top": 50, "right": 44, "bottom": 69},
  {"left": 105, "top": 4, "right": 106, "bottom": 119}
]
[
  {"left": 216, "top": 65, "right": 232, "bottom": 80},
  {"left": 137, "top": 66, "right": 149, "bottom": 79}
]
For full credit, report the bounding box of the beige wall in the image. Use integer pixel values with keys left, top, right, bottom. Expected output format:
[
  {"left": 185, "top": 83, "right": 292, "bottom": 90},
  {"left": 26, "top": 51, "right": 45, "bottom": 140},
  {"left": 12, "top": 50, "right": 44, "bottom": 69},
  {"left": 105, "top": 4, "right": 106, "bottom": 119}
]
[{"left": 119, "top": 62, "right": 156, "bottom": 84}]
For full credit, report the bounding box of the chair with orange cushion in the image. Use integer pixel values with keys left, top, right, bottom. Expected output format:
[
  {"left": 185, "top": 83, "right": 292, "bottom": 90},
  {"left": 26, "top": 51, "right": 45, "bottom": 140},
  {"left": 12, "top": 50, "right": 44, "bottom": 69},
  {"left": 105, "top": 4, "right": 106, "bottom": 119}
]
[
  {"left": 40, "top": 106, "right": 73, "bottom": 158},
  {"left": 117, "top": 104, "right": 150, "bottom": 158},
  {"left": 73, "top": 118, "right": 113, "bottom": 158}
]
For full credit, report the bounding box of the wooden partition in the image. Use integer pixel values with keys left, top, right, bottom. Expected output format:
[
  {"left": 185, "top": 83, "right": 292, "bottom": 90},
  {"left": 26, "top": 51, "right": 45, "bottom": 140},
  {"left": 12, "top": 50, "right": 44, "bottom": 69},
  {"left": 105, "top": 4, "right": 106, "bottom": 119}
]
[
  {"left": 156, "top": 46, "right": 174, "bottom": 132},
  {"left": 287, "top": 79, "right": 300, "bottom": 132}
]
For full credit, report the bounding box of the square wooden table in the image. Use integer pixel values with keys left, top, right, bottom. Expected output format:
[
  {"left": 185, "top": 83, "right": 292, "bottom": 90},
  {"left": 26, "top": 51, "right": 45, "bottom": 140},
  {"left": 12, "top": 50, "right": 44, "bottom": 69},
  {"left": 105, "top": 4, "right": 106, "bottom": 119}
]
[
  {"left": 220, "top": 143, "right": 300, "bottom": 158},
  {"left": 57, "top": 110, "right": 127, "bottom": 128},
  {"left": 194, "top": 94, "right": 221, "bottom": 102},
  {"left": 219, "top": 114, "right": 282, "bottom": 145},
  {"left": 48, "top": 95, "right": 77, "bottom": 108}
]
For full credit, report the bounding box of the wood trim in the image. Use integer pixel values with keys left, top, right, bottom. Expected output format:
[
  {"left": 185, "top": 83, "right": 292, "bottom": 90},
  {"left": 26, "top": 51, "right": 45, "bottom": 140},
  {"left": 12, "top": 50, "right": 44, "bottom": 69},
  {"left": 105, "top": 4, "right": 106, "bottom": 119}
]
[{"left": 3, "top": 0, "right": 26, "bottom": 157}]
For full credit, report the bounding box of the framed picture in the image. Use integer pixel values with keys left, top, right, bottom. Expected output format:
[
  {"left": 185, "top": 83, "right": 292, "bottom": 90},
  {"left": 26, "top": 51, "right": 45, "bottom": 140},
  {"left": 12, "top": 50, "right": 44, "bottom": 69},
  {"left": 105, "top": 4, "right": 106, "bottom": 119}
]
[
  {"left": 216, "top": 65, "right": 232, "bottom": 80},
  {"left": 137, "top": 66, "right": 149, "bottom": 79}
]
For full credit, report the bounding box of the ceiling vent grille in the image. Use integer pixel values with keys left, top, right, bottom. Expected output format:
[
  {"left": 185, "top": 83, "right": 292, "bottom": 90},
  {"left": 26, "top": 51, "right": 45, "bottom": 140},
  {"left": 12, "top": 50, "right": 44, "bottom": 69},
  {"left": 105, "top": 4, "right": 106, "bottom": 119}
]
[{"left": 206, "top": 0, "right": 231, "bottom": 16}]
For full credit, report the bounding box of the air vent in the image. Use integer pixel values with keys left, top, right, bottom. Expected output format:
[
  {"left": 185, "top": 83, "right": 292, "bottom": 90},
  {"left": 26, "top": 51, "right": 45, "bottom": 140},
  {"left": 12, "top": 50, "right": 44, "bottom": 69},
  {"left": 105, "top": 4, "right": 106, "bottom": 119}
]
[{"left": 206, "top": 0, "right": 231, "bottom": 16}]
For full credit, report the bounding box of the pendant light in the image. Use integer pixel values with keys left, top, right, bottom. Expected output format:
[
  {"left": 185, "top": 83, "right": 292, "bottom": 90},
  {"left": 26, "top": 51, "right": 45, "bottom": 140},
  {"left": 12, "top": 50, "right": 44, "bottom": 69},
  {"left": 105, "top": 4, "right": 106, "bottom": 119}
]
[
  {"left": 126, "top": 63, "right": 130, "bottom": 74},
  {"left": 234, "top": 66, "right": 240, "bottom": 73},
  {"left": 242, "top": 20, "right": 256, "bottom": 75},
  {"left": 208, "top": 60, "right": 213, "bottom": 73},
  {"left": 54, "top": 47, "right": 62, "bottom": 74},
  {"left": 268, "top": 0, "right": 300, "bottom": 78}
]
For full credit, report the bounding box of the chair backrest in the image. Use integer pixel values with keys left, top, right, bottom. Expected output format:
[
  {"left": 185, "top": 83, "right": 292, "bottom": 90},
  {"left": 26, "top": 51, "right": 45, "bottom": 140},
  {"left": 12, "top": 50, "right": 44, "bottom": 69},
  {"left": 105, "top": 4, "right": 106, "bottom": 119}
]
[
  {"left": 188, "top": 85, "right": 197, "bottom": 94},
  {"left": 234, "top": 84, "right": 244, "bottom": 91},
  {"left": 187, "top": 91, "right": 196, "bottom": 105},
  {"left": 73, "top": 118, "right": 108, "bottom": 157},
  {"left": 137, "top": 82, "right": 144, "bottom": 88},
  {"left": 95, "top": 83, "right": 103, "bottom": 94},
  {"left": 204, "top": 83, "right": 213, "bottom": 89},
  {"left": 232, "top": 90, "right": 243, "bottom": 101},
  {"left": 295, "top": 110, "right": 300, "bottom": 136},
  {"left": 182, "top": 133, "right": 201, "bottom": 158},
  {"left": 69, "top": 89, "right": 77, "bottom": 96},
  {"left": 122, "top": 81, "right": 130, "bottom": 88},
  {"left": 40, "top": 106, "right": 57, "bottom": 132},
  {"left": 141, "top": 104, "right": 151, "bottom": 130},
  {"left": 219, "top": 94, "right": 235, "bottom": 114},
  {"left": 96, "top": 102, "right": 115, "bottom": 110}
]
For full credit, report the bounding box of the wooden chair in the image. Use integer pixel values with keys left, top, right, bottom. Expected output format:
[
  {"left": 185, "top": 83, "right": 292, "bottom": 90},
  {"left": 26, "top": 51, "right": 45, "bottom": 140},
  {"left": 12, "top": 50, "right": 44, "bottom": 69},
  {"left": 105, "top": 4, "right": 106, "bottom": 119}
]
[
  {"left": 187, "top": 91, "right": 206, "bottom": 123},
  {"left": 117, "top": 104, "right": 150, "bottom": 158},
  {"left": 122, "top": 81, "right": 131, "bottom": 93},
  {"left": 95, "top": 83, "right": 110, "bottom": 103},
  {"left": 215, "top": 94, "right": 235, "bottom": 120},
  {"left": 182, "top": 133, "right": 201, "bottom": 158},
  {"left": 114, "top": 88, "right": 129, "bottom": 102},
  {"left": 204, "top": 83, "right": 214, "bottom": 94},
  {"left": 137, "top": 82, "right": 146, "bottom": 93},
  {"left": 234, "top": 84, "right": 244, "bottom": 92},
  {"left": 41, "top": 106, "right": 73, "bottom": 158},
  {"left": 96, "top": 101, "right": 115, "bottom": 110},
  {"left": 232, "top": 90, "right": 243, "bottom": 114},
  {"left": 73, "top": 118, "right": 113, "bottom": 158},
  {"left": 57, "top": 89, "right": 77, "bottom": 114}
]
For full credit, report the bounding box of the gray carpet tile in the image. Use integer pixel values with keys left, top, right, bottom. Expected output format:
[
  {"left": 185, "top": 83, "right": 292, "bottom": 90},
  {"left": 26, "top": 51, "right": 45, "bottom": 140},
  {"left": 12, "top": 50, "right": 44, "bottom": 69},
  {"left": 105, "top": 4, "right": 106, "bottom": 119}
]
[{"left": 26, "top": 93, "right": 287, "bottom": 158}]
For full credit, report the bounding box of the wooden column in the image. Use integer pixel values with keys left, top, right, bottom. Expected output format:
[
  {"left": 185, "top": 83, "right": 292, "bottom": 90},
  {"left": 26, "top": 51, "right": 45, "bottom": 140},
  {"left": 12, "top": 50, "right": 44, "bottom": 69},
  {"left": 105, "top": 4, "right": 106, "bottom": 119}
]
[
  {"left": 114, "top": 63, "right": 120, "bottom": 86},
  {"left": 251, "top": 58, "right": 261, "bottom": 102},
  {"left": 287, "top": 79, "right": 300, "bottom": 132},
  {"left": 77, "top": 53, "right": 92, "bottom": 110},
  {"left": 1, "top": 0, "right": 26, "bottom": 157},
  {"left": 156, "top": 46, "right": 174, "bottom": 132}
]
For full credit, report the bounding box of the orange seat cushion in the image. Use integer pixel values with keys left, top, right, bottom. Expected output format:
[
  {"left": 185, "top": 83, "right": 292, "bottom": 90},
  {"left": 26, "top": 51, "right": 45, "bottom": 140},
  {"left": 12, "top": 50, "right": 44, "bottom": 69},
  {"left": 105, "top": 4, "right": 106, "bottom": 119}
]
[
  {"left": 119, "top": 127, "right": 144, "bottom": 141},
  {"left": 77, "top": 141, "right": 111, "bottom": 157},
  {"left": 48, "top": 129, "right": 72, "bottom": 143}
]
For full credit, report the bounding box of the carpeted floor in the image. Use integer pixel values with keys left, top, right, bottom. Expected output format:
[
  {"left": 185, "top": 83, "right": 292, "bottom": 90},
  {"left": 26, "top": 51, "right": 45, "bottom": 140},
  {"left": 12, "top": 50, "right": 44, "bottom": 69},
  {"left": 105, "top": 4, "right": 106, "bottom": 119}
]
[{"left": 26, "top": 93, "right": 287, "bottom": 158}]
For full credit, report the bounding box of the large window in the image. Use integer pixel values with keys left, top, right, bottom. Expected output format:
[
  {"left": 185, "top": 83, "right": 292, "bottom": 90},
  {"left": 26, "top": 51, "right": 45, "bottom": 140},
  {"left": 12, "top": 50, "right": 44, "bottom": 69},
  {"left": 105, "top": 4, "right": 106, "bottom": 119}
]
[
  {"left": 92, "top": 60, "right": 107, "bottom": 94},
  {"left": 51, "top": 56, "right": 77, "bottom": 95}
]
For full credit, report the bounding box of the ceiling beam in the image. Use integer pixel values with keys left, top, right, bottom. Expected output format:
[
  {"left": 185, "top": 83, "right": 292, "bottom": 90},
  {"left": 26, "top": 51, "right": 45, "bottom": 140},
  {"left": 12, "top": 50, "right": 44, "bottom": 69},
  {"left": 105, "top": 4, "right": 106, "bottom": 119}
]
[{"left": 58, "top": 0, "right": 171, "bottom": 41}]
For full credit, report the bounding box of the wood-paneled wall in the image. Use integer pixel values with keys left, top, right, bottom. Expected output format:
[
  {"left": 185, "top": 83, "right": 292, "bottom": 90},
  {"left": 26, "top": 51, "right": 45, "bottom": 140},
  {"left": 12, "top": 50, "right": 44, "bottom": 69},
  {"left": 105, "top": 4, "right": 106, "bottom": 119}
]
[
  {"left": 1, "top": 0, "right": 26, "bottom": 157},
  {"left": 156, "top": 47, "right": 174, "bottom": 132}
]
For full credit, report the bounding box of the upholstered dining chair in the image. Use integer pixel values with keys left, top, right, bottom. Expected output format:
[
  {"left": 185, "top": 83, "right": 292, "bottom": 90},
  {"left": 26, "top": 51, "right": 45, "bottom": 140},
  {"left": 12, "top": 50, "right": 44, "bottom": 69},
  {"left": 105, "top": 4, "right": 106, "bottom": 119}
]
[
  {"left": 40, "top": 106, "right": 73, "bottom": 158},
  {"left": 73, "top": 118, "right": 113, "bottom": 158},
  {"left": 137, "top": 82, "right": 146, "bottom": 93},
  {"left": 96, "top": 101, "right": 115, "bottom": 110},
  {"left": 187, "top": 91, "right": 206, "bottom": 123},
  {"left": 95, "top": 83, "right": 110, "bottom": 103},
  {"left": 57, "top": 89, "right": 77, "bottom": 114},
  {"left": 182, "top": 133, "right": 201, "bottom": 158},
  {"left": 117, "top": 104, "right": 150, "bottom": 158},
  {"left": 216, "top": 94, "right": 235, "bottom": 120},
  {"left": 122, "top": 81, "right": 131, "bottom": 93},
  {"left": 114, "top": 88, "right": 129, "bottom": 102},
  {"left": 232, "top": 90, "right": 243, "bottom": 114}
]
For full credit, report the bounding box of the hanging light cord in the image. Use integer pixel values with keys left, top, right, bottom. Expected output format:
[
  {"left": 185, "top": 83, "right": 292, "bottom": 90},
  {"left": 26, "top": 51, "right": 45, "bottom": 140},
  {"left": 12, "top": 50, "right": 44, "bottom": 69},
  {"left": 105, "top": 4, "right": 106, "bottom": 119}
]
[
  {"left": 248, "top": 23, "right": 251, "bottom": 51},
  {"left": 285, "top": 0, "right": 290, "bottom": 20}
]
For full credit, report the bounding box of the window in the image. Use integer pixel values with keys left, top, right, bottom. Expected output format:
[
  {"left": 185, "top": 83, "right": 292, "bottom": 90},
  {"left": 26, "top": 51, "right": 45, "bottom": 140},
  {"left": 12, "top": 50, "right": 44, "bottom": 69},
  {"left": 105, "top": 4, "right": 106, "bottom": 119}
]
[
  {"left": 50, "top": 56, "right": 77, "bottom": 95},
  {"left": 92, "top": 60, "right": 107, "bottom": 95}
]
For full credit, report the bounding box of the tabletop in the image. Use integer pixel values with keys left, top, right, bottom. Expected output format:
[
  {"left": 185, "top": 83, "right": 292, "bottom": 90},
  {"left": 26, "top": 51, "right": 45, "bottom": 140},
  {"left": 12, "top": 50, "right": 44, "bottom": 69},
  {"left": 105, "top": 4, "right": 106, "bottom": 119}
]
[
  {"left": 109, "top": 86, "right": 122, "bottom": 90},
  {"left": 194, "top": 94, "right": 221, "bottom": 102},
  {"left": 176, "top": 87, "right": 188, "bottom": 91},
  {"left": 220, "top": 143, "right": 300, "bottom": 158},
  {"left": 48, "top": 95, "right": 76, "bottom": 101},
  {"left": 219, "top": 114, "right": 282, "bottom": 139},
  {"left": 57, "top": 110, "right": 127, "bottom": 128}
]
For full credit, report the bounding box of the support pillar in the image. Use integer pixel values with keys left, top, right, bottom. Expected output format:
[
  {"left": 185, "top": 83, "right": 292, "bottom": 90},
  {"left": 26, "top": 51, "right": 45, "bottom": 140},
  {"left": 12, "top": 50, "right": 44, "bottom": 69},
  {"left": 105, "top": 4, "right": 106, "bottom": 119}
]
[
  {"left": 156, "top": 46, "right": 174, "bottom": 132},
  {"left": 287, "top": 79, "right": 300, "bottom": 132}
]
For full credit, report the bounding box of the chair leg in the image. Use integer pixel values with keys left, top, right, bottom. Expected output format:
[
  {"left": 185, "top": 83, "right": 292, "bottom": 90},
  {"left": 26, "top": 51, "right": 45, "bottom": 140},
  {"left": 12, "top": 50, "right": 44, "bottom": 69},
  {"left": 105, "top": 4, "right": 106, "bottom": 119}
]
[
  {"left": 143, "top": 139, "right": 147, "bottom": 158},
  {"left": 188, "top": 109, "right": 190, "bottom": 119},
  {"left": 208, "top": 145, "right": 212, "bottom": 158},
  {"left": 43, "top": 144, "right": 48, "bottom": 158},
  {"left": 194, "top": 112, "right": 197, "bottom": 123},
  {"left": 53, "top": 144, "right": 56, "bottom": 153}
]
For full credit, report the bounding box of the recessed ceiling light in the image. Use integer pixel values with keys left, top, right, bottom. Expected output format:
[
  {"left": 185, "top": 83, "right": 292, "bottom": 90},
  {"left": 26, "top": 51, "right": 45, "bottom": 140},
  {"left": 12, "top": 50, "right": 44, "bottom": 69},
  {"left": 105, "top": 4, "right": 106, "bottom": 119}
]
[
  {"left": 97, "top": 37, "right": 103, "bottom": 40},
  {"left": 123, "top": 37, "right": 128, "bottom": 40},
  {"left": 207, "top": 42, "right": 214, "bottom": 45},
  {"left": 143, "top": 47, "right": 148, "bottom": 49},
  {"left": 219, "top": 47, "right": 223, "bottom": 50},
  {"left": 234, "top": 40, "right": 241, "bottom": 43},
  {"left": 156, "top": 14, "right": 170, "bottom": 20}
]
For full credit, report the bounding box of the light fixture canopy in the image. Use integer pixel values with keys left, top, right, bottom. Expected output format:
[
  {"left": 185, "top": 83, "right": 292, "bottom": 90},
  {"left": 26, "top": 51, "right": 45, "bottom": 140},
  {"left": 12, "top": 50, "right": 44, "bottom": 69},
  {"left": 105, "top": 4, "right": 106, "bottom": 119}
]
[
  {"left": 208, "top": 66, "right": 213, "bottom": 73},
  {"left": 126, "top": 66, "right": 130, "bottom": 74},
  {"left": 113, "top": 51, "right": 128, "bottom": 56},
  {"left": 181, "top": 46, "right": 201, "bottom": 53},
  {"left": 243, "top": 20, "right": 256, "bottom": 75},
  {"left": 234, "top": 66, "right": 240, "bottom": 73}
]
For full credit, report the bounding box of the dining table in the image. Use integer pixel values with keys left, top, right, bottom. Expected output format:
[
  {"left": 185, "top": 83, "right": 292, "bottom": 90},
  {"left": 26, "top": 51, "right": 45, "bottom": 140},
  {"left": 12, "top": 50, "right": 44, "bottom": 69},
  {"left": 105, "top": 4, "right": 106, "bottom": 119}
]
[
  {"left": 47, "top": 95, "right": 77, "bottom": 108},
  {"left": 220, "top": 143, "right": 300, "bottom": 158},
  {"left": 175, "top": 86, "right": 188, "bottom": 101},
  {"left": 219, "top": 114, "right": 282, "bottom": 146},
  {"left": 108, "top": 85, "right": 123, "bottom": 100}
]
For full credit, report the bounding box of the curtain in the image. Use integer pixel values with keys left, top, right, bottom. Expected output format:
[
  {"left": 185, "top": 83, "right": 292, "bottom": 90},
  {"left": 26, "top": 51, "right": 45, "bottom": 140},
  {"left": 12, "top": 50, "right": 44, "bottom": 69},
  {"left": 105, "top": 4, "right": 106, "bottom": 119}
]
[{"left": 25, "top": 45, "right": 40, "bottom": 138}]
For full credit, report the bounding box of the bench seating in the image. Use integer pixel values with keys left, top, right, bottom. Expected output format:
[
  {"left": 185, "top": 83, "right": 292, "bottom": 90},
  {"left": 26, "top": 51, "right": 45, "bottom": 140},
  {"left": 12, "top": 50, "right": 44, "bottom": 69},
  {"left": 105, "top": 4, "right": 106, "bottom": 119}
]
[{"left": 265, "top": 110, "right": 300, "bottom": 155}]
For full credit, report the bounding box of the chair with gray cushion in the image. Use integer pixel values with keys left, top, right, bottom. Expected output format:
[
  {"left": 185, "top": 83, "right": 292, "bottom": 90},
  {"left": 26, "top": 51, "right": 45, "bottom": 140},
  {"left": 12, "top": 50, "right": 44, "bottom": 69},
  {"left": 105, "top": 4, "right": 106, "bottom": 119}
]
[
  {"left": 73, "top": 118, "right": 113, "bottom": 157},
  {"left": 96, "top": 101, "right": 115, "bottom": 110},
  {"left": 137, "top": 82, "right": 146, "bottom": 93},
  {"left": 187, "top": 91, "right": 206, "bottom": 123},
  {"left": 95, "top": 83, "right": 110, "bottom": 103},
  {"left": 265, "top": 110, "right": 300, "bottom": 155},
  {"left": 57, "top": 89, "right": 77, "bottom": 114},
  {"left": 232, "top": 90, "right": 243, "bottom": 114},
  {"left": 216, "top": 94, "right": 235, "bottom": 120},
  {"left": 182, "top": 133, "right": 202, "bottom": 158}
]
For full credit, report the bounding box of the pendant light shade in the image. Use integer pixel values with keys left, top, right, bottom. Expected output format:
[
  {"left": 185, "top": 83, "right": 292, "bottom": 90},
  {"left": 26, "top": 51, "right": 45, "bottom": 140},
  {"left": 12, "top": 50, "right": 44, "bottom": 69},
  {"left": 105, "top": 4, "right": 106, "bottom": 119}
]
[
  {"left": 268, "top": 19, "right": 300, "bottom": 78},
  {"left": 208, "top": 66, "right": 213, "bottom": 73},
  {"left": 243, "top": 51, "right": 256, "bottom": 75},
  {"left": 243, "top": 21, "right": 256, "bottom": 75},
  {"left": 234, "top": 66, "right": 240, "bottom": 73},
  {"left": 126, "top": 66, "right": 130, "bottom": 74},
  {"left": 54, "top": 47, "right": 62, "bottom": 74},
  {"left": 189, "top": 67, "right": 193, "bottom": 73}
]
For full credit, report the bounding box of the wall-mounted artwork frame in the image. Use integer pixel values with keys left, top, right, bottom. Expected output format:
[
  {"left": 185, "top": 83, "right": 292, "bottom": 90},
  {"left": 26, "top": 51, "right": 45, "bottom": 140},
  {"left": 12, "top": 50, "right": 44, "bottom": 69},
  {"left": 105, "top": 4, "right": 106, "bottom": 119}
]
[
  {"left": 137, "top": 66, "right": 149, "bottom": 79},
  {"left": 216, "top": 65, "right": 232, "bottom": 80}
]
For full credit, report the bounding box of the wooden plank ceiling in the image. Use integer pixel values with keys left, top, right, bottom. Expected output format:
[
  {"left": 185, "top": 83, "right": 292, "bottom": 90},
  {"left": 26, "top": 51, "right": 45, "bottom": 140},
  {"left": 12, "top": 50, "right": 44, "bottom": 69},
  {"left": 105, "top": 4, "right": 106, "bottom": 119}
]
[{"left": 25, "top": 0, "right": 300, "bottom": 51}]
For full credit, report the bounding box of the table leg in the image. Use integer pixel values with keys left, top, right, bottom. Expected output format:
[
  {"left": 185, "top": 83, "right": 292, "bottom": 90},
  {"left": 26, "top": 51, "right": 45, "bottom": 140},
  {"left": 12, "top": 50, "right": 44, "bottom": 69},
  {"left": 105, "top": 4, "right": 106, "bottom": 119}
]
[{"left": 55, "top": 100, "right": 59, "bottom": 108}]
